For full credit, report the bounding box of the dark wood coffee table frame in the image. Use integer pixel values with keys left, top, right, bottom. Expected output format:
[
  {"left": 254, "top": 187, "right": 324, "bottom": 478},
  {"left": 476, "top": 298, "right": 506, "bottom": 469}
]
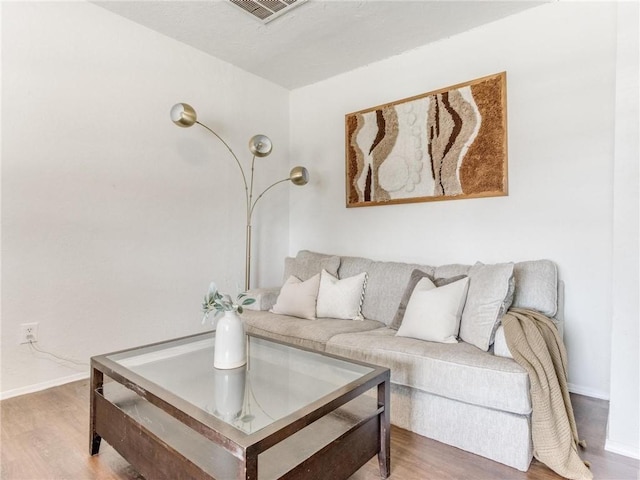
[{"left": 90, "top": 332, "right": 390, "bottom": 480}]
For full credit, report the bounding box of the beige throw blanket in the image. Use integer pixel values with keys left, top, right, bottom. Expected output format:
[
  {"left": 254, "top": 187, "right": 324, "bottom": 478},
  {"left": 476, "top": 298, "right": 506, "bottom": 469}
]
[{"left": 502, "top": 308, "right": 592, "bottom": 480}]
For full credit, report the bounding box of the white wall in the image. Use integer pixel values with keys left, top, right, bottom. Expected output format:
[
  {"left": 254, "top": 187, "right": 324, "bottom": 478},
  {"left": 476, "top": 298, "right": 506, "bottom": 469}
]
[
  {"left": 606, "top": 1, "right": 640, "bottom": 459},
  {"left": 290, "top": 2, "right": 619, "bottom": 400},
  {"left": 1, "top": 1, "right": 290, "bottom": 397}
]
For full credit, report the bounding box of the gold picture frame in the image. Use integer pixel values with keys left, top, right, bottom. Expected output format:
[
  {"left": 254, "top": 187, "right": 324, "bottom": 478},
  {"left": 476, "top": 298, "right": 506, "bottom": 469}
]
[{"left": 345, "top": 72, "right": 508, "bottom": 207}]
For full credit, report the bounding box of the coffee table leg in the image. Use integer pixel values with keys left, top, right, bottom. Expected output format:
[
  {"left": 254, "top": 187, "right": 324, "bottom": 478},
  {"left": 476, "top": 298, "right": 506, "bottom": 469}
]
[
  {"left": 244, "top": 453, "right": 258, "bottom": 480},
  {"left": 378, "top": 376, "right": 391, "bottom": 478},
  {"left": 89, "top": 366, "right": 103, "bottom": 455}
]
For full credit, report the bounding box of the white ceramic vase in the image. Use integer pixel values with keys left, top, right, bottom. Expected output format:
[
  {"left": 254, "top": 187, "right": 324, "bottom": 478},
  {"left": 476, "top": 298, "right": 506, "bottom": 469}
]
[{"left": 214, "top": 311, "right": 247, "bottom": 369}]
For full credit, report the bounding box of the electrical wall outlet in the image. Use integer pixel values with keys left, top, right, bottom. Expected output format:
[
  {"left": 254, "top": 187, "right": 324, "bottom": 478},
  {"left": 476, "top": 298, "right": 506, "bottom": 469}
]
[{"left": 19, "top": 322, "right": 39, "bottom": 344}]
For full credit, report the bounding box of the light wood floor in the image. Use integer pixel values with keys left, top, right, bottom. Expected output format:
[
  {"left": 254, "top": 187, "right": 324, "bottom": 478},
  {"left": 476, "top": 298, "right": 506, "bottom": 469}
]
[{"left": 1, "top": 380, "right": 638, "bottom": 479}]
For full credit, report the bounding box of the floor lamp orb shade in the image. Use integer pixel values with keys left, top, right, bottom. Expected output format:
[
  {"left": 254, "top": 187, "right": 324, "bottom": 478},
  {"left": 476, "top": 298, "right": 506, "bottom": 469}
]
[
  {"left": 249, "top": 135, "right": 272, "bottom": 157},
  {"left": 290, "top": 166, "right": 309, "bottom": 186},
  {"left": 170, "top": 103, "right": 197, "bottom": 127}
]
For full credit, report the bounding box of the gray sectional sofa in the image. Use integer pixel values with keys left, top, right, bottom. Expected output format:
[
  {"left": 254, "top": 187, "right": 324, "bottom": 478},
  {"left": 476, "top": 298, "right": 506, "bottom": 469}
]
[{"left": 242, "top": 250, "right": 564, "bottom": 471}]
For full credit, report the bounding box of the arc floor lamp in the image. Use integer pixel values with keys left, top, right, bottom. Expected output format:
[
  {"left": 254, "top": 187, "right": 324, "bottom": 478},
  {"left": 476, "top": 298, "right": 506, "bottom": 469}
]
[{"left": 171, "top": 103, "right": 309, "bottom": 291}]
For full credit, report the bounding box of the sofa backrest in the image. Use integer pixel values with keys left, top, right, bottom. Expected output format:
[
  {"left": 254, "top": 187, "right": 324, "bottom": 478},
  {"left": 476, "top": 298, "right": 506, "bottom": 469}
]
[
  {"left": 432, "top": 260, "right": 560, "bottom": 319},
  {"left": 338, "top": 255, "right": 434, "bottom": 327},
  {"left": 290, "top": 251, "right": 561, "bottom": 327},
  {"left": 511, "top": 260, "right": 559, "bottom": 318}
]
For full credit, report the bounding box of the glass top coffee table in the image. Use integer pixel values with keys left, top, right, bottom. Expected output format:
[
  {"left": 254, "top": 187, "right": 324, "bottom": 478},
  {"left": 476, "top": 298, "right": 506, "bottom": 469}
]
[{"left": 90, "top": 332, "right": 390, "bottom": 479}]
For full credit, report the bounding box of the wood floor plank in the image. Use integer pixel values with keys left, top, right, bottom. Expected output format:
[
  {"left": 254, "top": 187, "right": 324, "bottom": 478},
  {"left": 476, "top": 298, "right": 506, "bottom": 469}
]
[{"left": 1, "top": 380, "right": 638, "bottom": 479}]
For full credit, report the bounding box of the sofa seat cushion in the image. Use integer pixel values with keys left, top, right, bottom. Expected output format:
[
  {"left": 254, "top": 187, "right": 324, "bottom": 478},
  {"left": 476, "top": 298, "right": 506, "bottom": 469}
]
[
  {"left": 325, "top": 328, "right": 531, "bottom": 415},
  {"left": 242, "top": 310, "right": 385, "bottom": 352}
]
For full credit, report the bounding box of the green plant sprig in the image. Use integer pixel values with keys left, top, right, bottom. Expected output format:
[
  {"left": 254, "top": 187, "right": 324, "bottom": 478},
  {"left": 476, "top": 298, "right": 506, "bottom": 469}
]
[{"left": 201, "top": 282, "right": 255, "bottom": 324}]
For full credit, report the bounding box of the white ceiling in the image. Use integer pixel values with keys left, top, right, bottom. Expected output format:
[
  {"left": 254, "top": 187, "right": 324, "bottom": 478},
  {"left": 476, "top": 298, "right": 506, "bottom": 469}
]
[{"left": 94, "top": 0, "right": 544, "bottom": 89}]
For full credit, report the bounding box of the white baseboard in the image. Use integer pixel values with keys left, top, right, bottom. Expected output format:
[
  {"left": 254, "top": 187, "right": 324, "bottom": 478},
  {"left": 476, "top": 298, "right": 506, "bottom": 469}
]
[
  {"left": 605, "top": 439, "right": 640, "bottom": 460},
  {"left": 0, "top": 372, "right": 89, "bottom": 401},
  {"left": 568, "top": 382, "right": 610, "bottom": 400}
]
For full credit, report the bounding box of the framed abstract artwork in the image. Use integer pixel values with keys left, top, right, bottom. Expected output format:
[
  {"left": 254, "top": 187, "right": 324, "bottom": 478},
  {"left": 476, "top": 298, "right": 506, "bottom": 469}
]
[{"left": 345, "top": 72, "right": 508, "bottom": 207}]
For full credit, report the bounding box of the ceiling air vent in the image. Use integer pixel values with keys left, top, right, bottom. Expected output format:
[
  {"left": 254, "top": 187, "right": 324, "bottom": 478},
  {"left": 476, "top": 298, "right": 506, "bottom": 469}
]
[{"left": 229, "top": 0, "right": 308, "bottom": 24}]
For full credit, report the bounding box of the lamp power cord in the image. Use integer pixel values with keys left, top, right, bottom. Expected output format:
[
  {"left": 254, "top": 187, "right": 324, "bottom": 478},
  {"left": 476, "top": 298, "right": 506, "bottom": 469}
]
[{"left": 25, "top": 335, "right": 89, "bottom": 369}]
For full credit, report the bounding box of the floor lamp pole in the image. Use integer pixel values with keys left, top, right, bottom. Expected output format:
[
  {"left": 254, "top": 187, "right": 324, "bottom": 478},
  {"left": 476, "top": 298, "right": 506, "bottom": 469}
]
[{"left": 245, "top": 224, "right": 252, "bottom": 292}]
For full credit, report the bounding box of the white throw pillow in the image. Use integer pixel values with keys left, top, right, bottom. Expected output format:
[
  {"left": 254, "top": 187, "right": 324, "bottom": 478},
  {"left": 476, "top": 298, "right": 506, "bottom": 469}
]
[
  {"left": 316, "top": 270, "right": 367, "bottom": 320},
  {"left": 396, "top": 277, "right": 470, "bottom": 343},
  {"left": 270, "top": 274, "right": 320, "bottom": 320}
]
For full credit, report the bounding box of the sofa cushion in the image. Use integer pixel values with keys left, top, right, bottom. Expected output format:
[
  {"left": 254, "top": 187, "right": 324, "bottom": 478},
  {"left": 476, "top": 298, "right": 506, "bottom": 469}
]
[
  {"left": 433, "top": 261, "right": 558, "bottom": 319},
  {"left": 459, "top": 262, "right": 515, "bottom": 351},
  {"left": 316, "top": 270, "right": 367, "bottom": 320},
  {"left": 325, "top": 328, "right": 531, "bottom": 415},
  {"left": 396, "top": 277, "right": 469, "bottom": 344},
  {"left": 270, "top": 274, "right": 320, "bottom": 320},
  {"left": 512, "top": 260, "right": 558, "bottom": 317},
  {"left": 242, "top": 309, "right": 385, "bottom": 352},
  {"left": 338, "top": 255, "right": 434, "bottom": 326},
  {"left": 390, "top": 269, "right": 468, "bottom": 330},
  {"left": 283, "top": 250, "right": 340, "bottom": 282}
]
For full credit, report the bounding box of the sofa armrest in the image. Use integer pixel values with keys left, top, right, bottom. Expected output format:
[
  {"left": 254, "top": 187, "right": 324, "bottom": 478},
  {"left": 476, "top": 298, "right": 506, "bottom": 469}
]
[
  {"left": 554, "top": 280, "right": 565, "bottom": 339},
  {"left": 244, "top": 287, "right": 280, "bottom": 311},
  {"left": 493, "top": 325, "right": 511, "bottom": 358},
  {"left": 493, "top": 314, "right": 564, "bottom": 359}
]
